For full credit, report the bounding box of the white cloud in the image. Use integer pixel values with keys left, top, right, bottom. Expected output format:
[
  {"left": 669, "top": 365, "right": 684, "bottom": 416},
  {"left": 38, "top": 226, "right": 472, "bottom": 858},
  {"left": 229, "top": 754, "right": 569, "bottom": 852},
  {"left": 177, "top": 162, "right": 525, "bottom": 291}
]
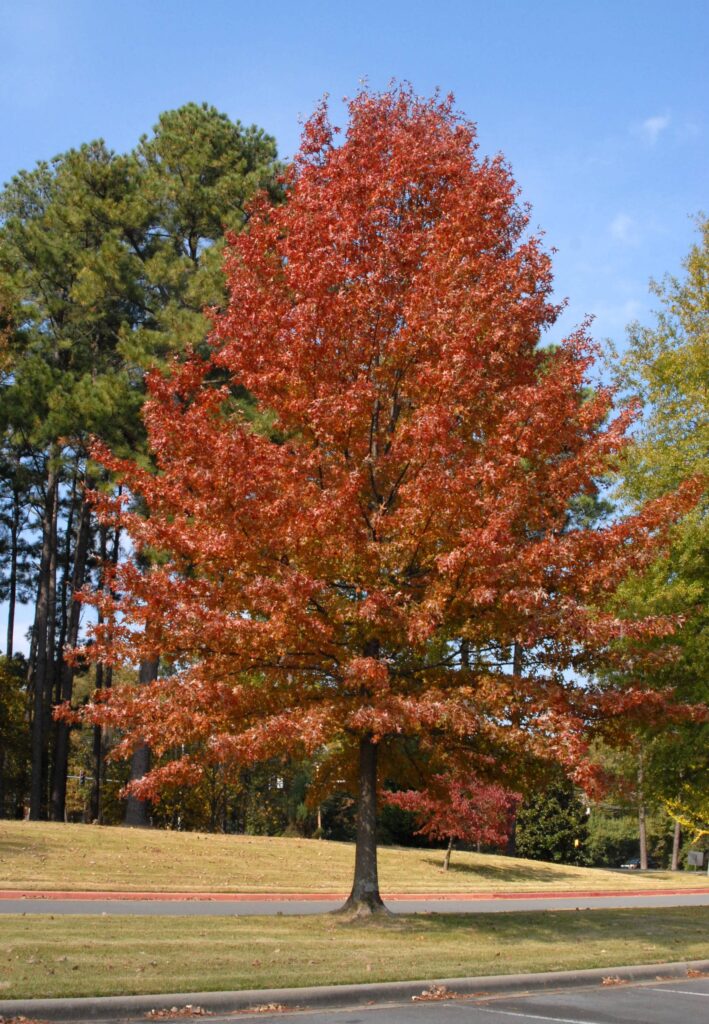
[
  {"left": 635, "top": 114, "right": 671, "bottom": 145},
  {"left": 609, "top": 213, "right": 637, "bottom": 245}
]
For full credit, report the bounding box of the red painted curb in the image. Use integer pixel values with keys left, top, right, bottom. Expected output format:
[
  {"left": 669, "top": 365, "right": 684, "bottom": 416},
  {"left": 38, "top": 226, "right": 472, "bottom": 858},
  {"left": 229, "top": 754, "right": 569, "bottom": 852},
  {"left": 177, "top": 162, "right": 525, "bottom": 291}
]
[{"left": 2, "top": 887, "right": 709, "bottom": 902}]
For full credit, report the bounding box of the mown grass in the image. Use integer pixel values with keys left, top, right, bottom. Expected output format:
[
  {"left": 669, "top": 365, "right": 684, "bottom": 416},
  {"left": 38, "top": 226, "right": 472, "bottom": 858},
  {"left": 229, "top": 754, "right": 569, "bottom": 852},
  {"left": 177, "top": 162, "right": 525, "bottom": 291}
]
[
  {"left": 1, "top": 908, "right": 707, "bottom": 999},
  {"left": 1, "top": 821, "right": 706, "bottom": 894}
]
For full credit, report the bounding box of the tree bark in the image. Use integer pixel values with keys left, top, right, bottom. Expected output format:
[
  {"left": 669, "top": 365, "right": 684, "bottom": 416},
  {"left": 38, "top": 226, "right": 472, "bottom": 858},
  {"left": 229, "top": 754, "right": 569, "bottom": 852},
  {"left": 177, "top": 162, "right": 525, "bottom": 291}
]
[
  {"left": 637, "top": 754, "right": 648, "bottom": 870},
  {"left": 443, "top": 836, "right": 454, "bottom": 871},
  {"left": 513, "top": 642, "right": 524, "bottom": 677},
  {"left": 29, "top": 465, "right": 58, "bottom": 820},
  {"left": 124, "top": 657, "right": 159, "bottom": 827},
  {"left": 42, "top": 488, "right": 59, "bottom": 801},
  {"left": 506, "top": 811, "right": 517, "bottom": 857},
  {"left": 54, "top": 463, "right": 79, "bottom": 697},
  {"left": 88, "top": 521, "right": 120, "bottom": 823},
  {"left": 671, "top": 819, "right": 681, "bottom": 871},
  {"left": 89, "top": 716, "right": 103, "bottom": 823},
  {"left": 49, "top": 496, "right": 92, "bottom": 821},
  {"left": 5, "top": 487, "right": 20, "bottom": 658},
  {"left": 339, "top": 735, "right": 387, "bottom": 916}
]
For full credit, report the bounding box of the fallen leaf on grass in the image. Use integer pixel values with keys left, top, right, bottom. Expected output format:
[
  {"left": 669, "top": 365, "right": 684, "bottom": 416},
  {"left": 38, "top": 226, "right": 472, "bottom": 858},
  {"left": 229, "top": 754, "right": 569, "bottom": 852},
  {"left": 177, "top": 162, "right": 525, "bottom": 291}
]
[
  {"left": 146, "top": 1006, "right": 212, "bottom": 1018},
  {"left": 412, "top": 985, "right": 458, "bottom": 1002}
]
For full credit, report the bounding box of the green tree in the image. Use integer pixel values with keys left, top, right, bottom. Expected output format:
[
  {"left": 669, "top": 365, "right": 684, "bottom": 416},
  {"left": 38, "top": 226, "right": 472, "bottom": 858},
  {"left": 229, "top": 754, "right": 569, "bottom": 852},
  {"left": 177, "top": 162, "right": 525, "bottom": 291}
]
[
  {"left": 124, "top": 102, "right": 281, "bottom": 364},
  {"left": 0, "top": 105, "right": 280, "bottom": 821},
  {"left": 516, "top": 779, "right": 590, "bottom": 865},
  {"left": 611, "top": 216, "right": 709, "bottom": 852}
]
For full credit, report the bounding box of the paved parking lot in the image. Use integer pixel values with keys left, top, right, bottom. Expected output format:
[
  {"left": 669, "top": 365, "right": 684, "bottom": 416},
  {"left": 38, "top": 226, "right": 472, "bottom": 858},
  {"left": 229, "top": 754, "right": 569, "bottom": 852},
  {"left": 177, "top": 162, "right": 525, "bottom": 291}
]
[{"left": 199, "top": 975, "right": 709, "bottom": 1023}]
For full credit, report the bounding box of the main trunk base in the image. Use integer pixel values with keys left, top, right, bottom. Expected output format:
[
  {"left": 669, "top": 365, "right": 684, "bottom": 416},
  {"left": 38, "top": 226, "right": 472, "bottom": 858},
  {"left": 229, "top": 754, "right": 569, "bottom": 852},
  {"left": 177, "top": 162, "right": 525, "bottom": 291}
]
[{"left": 334, "top": 892, "right": 392, "bottom": 920}]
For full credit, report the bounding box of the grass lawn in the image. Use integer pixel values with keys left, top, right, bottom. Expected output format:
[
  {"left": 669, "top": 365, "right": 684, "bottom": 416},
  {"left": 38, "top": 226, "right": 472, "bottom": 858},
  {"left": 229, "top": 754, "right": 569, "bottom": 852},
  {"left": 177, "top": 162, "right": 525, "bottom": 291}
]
[
  {"left": 1, "top": 907, "right": 707, "bottom": 1000},
  {"left": 2, "top": 821, "right": 707, "bottom": 894}
]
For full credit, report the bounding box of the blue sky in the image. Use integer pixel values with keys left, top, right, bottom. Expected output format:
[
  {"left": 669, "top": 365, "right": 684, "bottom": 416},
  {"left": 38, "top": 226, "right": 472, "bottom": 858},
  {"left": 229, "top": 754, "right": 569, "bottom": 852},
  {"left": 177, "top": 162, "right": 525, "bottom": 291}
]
[
  {"left": 0, "top": 1, "right": 706, "bottom": 652},
  {"left": 1, "top": 0, "right": 706, "bottom": 356}
]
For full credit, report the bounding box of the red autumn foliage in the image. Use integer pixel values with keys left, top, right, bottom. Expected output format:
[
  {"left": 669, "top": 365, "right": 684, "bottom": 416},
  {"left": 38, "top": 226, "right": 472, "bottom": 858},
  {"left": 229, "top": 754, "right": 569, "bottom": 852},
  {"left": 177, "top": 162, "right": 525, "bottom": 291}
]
[
  {"left": 385, "top": 774, "right": 517, "bottom": 868},
  {"left": 72, "top": 86, "right": 700, "bottom": 907}
]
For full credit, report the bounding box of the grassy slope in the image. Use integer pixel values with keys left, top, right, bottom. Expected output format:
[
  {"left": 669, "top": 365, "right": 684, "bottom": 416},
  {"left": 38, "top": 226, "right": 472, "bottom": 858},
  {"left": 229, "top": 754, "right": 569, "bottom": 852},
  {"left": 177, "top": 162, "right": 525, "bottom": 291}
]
[
  {"left": 1, "top": 820, "right": 706, "bottom": 893},
  {"left": 1, "top": 908, "right": 708, "bottom": 999}
]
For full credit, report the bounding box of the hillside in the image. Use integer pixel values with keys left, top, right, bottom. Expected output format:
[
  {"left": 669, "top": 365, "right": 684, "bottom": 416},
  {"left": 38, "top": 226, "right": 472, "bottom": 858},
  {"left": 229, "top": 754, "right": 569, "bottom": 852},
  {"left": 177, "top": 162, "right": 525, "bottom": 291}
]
[{"left": 1, "top": 821, "right": 705, "bottom": 893}]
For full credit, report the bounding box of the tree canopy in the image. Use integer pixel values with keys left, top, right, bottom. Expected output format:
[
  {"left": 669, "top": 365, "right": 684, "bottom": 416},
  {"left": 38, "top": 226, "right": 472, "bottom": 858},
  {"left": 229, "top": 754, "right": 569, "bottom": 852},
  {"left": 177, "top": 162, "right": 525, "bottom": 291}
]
[
  {"left": 76, "top": 87, "right": 699, "bottom": 911},
  {"left": 610, "top": 217, "right": 709, "bottom": 842}
]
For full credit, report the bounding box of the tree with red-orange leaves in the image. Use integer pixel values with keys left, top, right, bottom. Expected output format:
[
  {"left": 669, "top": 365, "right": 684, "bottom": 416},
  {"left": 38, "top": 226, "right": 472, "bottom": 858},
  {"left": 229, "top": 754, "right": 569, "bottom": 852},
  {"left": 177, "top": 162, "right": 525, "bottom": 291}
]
[
  {"left": 385, "top": 773, "right": 517, "bottom": 871},
  {"left": 75, "top": 86, "right": 701, "bottom": 915}
]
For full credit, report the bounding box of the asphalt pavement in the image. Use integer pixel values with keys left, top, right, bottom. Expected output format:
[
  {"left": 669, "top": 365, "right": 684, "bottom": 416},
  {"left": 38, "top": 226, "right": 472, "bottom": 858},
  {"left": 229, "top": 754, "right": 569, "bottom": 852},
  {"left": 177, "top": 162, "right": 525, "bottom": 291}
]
[
  {"left": 3, "top": 891, "right": 709, "bottom": 914},
  {"left": 223, "top": 975, "right": 709, "bottom": 1022},
  {"left": 1, "top": 965, "right": 708, "bottom": 1023}
]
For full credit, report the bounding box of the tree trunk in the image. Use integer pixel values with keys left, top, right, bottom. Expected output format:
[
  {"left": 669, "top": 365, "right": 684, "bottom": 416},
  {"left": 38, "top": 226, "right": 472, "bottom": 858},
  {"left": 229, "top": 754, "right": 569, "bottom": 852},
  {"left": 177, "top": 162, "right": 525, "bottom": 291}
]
[
  {"left": 339, "top": 735, "right": 387, "bottom": 916},
  {"left": 506, "top": 811, "right": 517, "bottom": 857},
  {"left": 30, "top": 465, "right": 58, "bottom": 820},
  {"left": 88, "top": 521, "right": 121, "bottom": 823},
  {"left": 124, "top": 657, "right": 159, "bottom": 827},
  {"left": 637, "top": 755, "right": 648, "bottom": 870},
  {"left": 89, "top": 717, "right": 103, "bottom": 823},
  {"left": 54, "top": 464, "right": 79, "bottom": 698},
  {"left": 671, "top": 820, "right": 681, "bottom": 871},
  {"left": 443, "top": 836, "right": 454, "bottom": 871},
  {"left": 43, "top": 489, "right": 59, "bottom": 797},
  {"left": 5, "top": 488, "right": 20, "bottom": 658},
  {"left": 88, "top": 663, "right": 113, "bottom": 823},
  {"left": 460, "top": 638, "right": 470, "bottom": 669},
  {"left": 50, "top": 496, "right": 92, "bottom": 821},
  {"left": 513, "top": 642, "right": 524, "bottom": 677}
]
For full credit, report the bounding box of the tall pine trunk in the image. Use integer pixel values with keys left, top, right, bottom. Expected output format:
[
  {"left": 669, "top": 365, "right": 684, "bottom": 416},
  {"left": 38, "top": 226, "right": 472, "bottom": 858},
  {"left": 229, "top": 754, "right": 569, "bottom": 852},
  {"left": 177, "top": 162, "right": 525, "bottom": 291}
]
[
  {"left": 340, "top": 735, "right": 386, "bottom": 915},
  {"left": 124, "top": 657, "right": 159, "bottom": 827},
  {"left": 5, "top": 487, "right": 21, "bottom": 658},
  {"left": 88, "top": 520, "right": 120, "bottom": 823},
  {"left": 30, "top": 465, "right": 58, "bottom": 820},
  {"left": 53, "top": 464, "right": 80, "bottom": 702},
  {"left": 50, "top": 496, "right": 92, "bottom": 821},
  {"left": 43, "top": 487, "right": 59, "bottom": 807}
]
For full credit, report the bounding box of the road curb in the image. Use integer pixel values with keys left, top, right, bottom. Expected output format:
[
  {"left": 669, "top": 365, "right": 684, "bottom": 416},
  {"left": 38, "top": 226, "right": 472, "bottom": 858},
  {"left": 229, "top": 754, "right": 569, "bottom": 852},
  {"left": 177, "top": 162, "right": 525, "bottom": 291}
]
[
  {"left": 2, "top": 959, "right": 708, "bottom": 1021},
  {"left": 3, "top": 886, "right": 709, "bottom": 901}
]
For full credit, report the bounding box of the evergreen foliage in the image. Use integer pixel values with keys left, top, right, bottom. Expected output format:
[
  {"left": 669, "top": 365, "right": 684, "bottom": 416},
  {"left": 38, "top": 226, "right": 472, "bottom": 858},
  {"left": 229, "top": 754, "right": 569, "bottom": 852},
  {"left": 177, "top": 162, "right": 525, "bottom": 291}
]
[
  {"left": 516, "top": 780, "right": 590, "bottom": 865},
  {"left": 0, "top": 104, "right": 280, "bottom": 820}
]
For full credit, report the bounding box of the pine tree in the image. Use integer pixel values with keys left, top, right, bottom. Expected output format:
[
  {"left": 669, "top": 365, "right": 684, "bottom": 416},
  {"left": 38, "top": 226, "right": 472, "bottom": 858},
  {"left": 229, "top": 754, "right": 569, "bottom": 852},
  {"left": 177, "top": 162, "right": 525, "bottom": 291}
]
[{"left": 0, "top": 106, "right": 281, "bottom": 820}]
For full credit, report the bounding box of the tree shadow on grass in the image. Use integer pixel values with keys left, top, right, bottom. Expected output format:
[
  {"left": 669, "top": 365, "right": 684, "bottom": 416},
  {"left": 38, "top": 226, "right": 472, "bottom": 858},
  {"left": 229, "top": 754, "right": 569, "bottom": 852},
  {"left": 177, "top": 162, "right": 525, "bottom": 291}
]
[
  {"left": 421, "top": 857, "right": 587, "bottom": 884},
  {"left": 404, "top": 906, "right": 709, "bottom": 957},
  {"left": 0, "top": 833, "right": 51, "bottom": 857}
]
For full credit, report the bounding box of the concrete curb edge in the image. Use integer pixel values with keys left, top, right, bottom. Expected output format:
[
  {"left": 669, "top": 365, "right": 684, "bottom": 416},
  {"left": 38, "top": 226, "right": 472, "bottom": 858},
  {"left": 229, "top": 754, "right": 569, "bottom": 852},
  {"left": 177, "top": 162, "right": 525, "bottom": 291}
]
[
  {"left": 3, "top": 887, "right": 709, "bottom": 901},
  {"left": 2, "top": 959, "right": 708, "bottom": 1021}
]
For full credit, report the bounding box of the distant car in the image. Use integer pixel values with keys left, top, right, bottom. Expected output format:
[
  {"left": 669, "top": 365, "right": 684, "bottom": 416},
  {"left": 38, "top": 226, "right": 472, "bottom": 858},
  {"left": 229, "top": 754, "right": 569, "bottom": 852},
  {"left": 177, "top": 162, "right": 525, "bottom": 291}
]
[{"left": 620, "top": 856, "right": 657, "bottom": 869}]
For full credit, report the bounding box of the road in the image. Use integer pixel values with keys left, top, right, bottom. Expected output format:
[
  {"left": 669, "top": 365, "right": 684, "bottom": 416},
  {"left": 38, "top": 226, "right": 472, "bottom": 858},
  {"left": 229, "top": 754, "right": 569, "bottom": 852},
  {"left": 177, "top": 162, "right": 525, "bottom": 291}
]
[
  {"left": 2, "top": 892, "right": 709, "bottom": 914},
  {"left": 147, "top": 976, "right": 709, "bottom": 1022}
]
